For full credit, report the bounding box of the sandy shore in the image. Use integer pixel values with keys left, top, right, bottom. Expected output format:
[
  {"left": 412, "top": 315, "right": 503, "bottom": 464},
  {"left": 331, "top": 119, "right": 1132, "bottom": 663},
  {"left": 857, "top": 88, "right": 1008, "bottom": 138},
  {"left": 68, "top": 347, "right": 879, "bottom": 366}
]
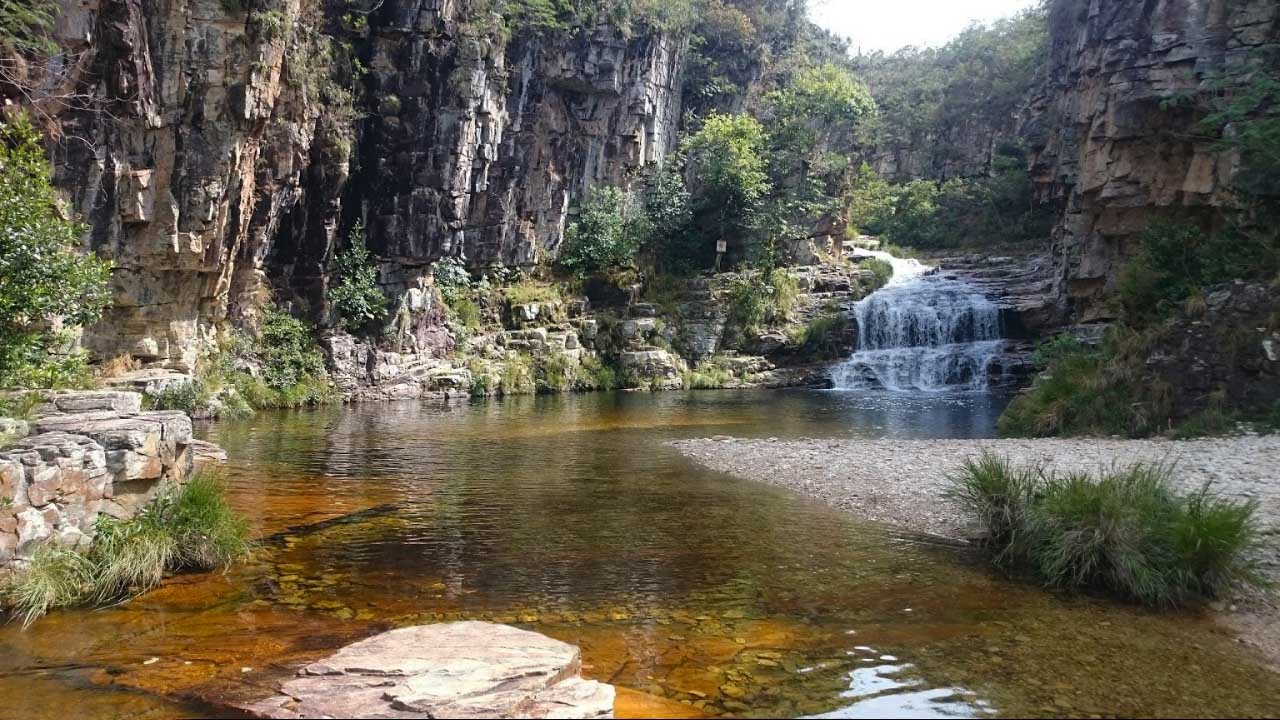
[{"left": 671, "top": 434, "right": 1280, "bottom": 670}]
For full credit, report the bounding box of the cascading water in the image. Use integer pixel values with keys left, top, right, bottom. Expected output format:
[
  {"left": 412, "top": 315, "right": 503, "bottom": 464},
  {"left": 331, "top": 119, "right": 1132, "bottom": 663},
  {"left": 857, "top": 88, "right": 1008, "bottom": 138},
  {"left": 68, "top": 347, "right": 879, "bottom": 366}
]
[{"left": 831, "top": 251, "right": 1005, "bottom": 392}]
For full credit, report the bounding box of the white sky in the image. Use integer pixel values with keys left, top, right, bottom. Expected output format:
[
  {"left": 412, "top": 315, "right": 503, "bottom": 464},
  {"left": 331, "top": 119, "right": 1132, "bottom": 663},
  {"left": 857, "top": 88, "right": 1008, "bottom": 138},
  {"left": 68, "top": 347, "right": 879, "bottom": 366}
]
[{"left": 809, "top": 0, "right": 1041, "bottom": 53}]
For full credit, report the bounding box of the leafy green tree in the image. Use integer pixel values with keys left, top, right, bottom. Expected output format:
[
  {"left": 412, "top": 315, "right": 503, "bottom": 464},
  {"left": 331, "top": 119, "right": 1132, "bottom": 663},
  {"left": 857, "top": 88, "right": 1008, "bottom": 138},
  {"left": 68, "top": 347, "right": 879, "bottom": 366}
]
[
  {"left": 638, "top": 167, "right": 697, "bottom": 274},
  {"left": 328, "top": 221, "right": 388, "bottom": 333},
  {"left": 0, "top": 114, "right": 111, "bottom": 386},
  {"left": 766, "top": 63, "right": 876, "bottom": 153},
  {"left": 846, "top": 163, "right": 896, "bottom": 236},
  {"left": 680, "top": 112, "right": 770, "bottom": 264},
  {"left": 559, "top": 186, "right": 642, "bottom": 277}
]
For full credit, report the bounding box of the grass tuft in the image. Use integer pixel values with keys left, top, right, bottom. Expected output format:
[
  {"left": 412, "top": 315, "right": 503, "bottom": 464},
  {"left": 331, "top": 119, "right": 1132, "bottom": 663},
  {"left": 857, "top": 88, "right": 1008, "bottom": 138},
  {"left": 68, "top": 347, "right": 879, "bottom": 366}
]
[
  {"left": 1, "top": 472, "right": 252, "bottom": 626},
  {"left": 947, "top": 453, "right": 1265, "bottom": 607}
]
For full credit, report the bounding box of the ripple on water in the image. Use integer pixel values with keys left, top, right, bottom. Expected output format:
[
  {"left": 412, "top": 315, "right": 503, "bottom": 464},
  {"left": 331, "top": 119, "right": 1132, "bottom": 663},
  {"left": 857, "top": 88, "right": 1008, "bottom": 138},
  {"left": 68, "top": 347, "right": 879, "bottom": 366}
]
[{"left": 1, "top": 393, "right": 1278, "bottom": 719}]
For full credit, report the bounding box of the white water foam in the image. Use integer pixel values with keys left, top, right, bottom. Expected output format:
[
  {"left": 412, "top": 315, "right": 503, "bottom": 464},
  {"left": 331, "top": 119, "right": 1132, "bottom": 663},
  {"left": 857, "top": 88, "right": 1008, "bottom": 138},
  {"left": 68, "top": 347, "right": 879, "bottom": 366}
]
[{"left": 832, "top": 251, "right": 1005, "bottom": 392}]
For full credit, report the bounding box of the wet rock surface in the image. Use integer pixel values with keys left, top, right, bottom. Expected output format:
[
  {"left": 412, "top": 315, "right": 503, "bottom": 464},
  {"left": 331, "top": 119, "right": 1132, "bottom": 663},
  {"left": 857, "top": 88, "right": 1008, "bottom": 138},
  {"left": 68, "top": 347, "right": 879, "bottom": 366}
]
[{"left": 240, "top": 622, "right": 615, "bottom": 719}]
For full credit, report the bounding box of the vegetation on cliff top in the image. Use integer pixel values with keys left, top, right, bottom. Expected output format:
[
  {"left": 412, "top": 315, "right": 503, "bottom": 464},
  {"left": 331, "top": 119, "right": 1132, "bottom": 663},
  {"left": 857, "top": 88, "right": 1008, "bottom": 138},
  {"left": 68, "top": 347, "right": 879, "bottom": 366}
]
[{"left": 948, "top": 453, "right": 1265, "bottom": 608}]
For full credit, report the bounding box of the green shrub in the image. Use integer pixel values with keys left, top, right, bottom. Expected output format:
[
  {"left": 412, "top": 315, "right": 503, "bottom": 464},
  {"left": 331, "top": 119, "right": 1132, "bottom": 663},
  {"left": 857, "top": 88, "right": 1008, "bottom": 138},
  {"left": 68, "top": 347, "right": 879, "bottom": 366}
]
[
  {"left": 576, "top": 355, "right": 619, "bottom": 392},
  {"left": 0, "top": 0, "right": 59, "bottom": 52},
  {"left": 860, "top": 257, "right": 893, "bottom": 289},
  {"left": 683, "top": 364, "right": 734, "bottom": 389},
  {"left": 328, "top": 222, "right": 388, "bottom": 333},
  {"left": 726, "top": 267, "right": 798, "bottom": 333},
  {"left": 1117, "top": 220, "right": 1277, "bottom": 324},
  {"left": 504, "top": 280, "right": 563, "bottom": 307},
  {"left": 498, "top": 354, "right": 535, "bottom": 396},
  {"left": 945, "top": 453, "right": 1041, "bottom": 567},
  {"left": 1, "top": 545, "right": 96, "bottom": 627},
  {"left": 147, "top": 380, "right": 207, "bottom": 415},
  {"left": 998, "top": 328, "right": 1168, "bottom": 438},
  {"left": 796, "top": 313, "right": 852, "bottom": 362},
  {"left": 449, "top": 296, "right": 483, "bottom": 329},
  {"left": 947, "top": 454, "right": 1264, "bottom": 607},
  {"left": 533, "top": 353, "right": 575, "bottom": 394},
  {"left": 433, "top": 257, "right": 472, "bottom": 305},
  {"left": 2, "top": 472, "right": 252, "bottom": 626},
  {"left": 468, "top": 359, "right": 494, "bottom": 397},
  {"left": 257, "top": 308, "right": 328, "bottom": 392},
  {"left": 560, "top": 186, "right": 642, "bottom": 278},
  {"left": 0, "top": 114, "right": 111, "bottom": 388}
]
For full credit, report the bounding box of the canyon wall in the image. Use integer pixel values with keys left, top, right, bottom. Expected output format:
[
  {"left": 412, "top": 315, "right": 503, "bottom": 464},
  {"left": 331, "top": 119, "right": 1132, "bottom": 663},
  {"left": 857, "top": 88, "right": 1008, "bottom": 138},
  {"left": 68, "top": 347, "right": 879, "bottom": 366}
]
[
  {"left": 1026, "top": 0, "right": 1279, "bottom": 322},
  {"left": 32, "top": 0, "right": 685, "bottom": 369}
]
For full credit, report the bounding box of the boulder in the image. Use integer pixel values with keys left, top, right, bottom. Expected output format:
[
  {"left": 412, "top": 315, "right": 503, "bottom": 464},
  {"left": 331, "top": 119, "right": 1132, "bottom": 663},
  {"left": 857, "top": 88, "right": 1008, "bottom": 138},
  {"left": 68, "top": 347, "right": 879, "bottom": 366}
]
[
  {"left": 618, "top": 350, "right": 686, "bottom": 390},
  {"left": 240, "top": 622, "right": 615, "bottom": 719}
]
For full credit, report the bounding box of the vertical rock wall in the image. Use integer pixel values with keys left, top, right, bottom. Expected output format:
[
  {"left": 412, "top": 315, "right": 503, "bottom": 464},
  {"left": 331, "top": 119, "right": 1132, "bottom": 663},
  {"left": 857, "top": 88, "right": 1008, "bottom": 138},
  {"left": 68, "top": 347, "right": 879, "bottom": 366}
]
[
  {"left": 1025, "top": 0, "right": 1279, "bottom": 322},
  {"left": 31, "top": 0, "right": 686, "bottom": 368}
]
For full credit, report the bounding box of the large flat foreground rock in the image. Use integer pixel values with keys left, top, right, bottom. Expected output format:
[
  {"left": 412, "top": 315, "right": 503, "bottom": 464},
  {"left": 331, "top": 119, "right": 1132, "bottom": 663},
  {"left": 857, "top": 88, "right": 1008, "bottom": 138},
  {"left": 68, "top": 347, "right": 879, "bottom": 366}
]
[{"left": 241, "top": 622, "right": 615, "bottom": 719}]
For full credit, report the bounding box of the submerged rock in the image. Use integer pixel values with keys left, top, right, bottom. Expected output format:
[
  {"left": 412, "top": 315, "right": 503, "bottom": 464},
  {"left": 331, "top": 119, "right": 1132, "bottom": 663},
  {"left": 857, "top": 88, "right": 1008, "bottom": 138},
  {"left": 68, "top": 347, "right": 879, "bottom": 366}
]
[{"left": 241, "top": 622, "right": 615, "bottom": 719}]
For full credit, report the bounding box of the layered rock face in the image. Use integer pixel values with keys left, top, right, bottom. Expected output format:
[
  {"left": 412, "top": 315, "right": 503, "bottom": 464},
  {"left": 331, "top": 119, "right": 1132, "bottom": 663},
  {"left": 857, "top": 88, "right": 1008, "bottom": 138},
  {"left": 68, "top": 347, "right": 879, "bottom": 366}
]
[
  {"left": 1025, "top": 0, "right": 1280, "bottom": 322},
  {"left": 0, "top": 391, "right": 194, "bottom": 568},
  {"left": 44, "top": 0, "right": 326, "bottom": 370},
  {"left": 37, "top": 0, "right": 685, "bottom": 369}
]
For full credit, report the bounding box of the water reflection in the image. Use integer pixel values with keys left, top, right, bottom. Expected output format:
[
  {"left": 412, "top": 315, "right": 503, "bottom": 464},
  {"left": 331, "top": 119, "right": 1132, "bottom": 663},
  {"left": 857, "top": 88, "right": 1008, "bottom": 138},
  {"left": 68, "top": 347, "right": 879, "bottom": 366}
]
[{"left": 1, "top": 392, "right": 1278, "bottom": 719}]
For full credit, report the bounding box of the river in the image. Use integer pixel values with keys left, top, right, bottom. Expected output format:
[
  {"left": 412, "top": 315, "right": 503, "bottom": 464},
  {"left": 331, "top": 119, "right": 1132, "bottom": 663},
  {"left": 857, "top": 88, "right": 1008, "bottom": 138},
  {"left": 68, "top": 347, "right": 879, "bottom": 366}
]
[{"left": 1, "top": 391, "right": 1277, "bottom": 718}]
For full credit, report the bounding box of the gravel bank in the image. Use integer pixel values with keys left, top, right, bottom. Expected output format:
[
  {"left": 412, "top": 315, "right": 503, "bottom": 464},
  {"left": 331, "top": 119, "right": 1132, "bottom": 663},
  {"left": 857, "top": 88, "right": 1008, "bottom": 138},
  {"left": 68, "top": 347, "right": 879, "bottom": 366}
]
[
  {"left": 671, "top": 434, "right": 1280, "bottom": 669},
  {"left": 672, "top": 435, "right": 1280, "bottom": 539}
]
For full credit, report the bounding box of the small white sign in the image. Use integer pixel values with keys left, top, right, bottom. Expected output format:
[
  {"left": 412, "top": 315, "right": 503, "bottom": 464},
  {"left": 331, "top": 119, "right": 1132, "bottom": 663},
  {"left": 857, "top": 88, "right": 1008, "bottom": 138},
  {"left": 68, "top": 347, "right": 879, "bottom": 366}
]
[{"left": 715, "top": 240, "right": 727, "bottom": 253}]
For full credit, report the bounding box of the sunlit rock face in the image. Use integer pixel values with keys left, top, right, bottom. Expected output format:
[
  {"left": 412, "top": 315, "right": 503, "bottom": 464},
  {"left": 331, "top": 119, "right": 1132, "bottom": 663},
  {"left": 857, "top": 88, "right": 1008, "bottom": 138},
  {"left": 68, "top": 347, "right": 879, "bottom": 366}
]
[
  {"left": 1025, "top": 0, "right": 1280, "bottom": 322},
  {"left": 36, "top": 0, "right": 685, "bottom": 368}
]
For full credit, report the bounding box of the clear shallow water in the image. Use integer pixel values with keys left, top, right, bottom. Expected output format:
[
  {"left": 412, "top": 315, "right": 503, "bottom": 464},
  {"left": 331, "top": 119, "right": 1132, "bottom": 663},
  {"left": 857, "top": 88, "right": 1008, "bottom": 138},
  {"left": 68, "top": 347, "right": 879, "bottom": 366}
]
[{"left": 1, "top": 391, "right": 1278, "bottom": 718}]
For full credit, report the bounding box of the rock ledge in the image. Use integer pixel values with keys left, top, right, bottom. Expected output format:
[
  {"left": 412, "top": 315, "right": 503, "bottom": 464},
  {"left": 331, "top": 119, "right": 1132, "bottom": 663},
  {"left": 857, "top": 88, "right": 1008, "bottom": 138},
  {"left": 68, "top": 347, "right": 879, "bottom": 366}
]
[{"left": 241, "top": 622, "right": 615, "bottom": 719}]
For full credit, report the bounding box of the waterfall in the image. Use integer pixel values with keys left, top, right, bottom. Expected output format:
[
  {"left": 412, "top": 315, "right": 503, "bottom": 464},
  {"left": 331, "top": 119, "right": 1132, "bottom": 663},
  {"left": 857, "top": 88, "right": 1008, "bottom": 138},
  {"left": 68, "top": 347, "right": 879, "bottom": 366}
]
[{"left": 831, "top": 251, "right": 1005, "bottom": 392}]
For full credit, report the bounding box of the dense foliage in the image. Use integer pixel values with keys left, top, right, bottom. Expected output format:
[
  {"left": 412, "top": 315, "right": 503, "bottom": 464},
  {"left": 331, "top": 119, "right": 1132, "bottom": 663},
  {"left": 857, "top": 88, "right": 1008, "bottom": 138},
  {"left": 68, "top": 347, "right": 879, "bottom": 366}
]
[
  {"left": 852, "top": 7, "right": 1048, "bottom": 180},
  {"left": 559, "top": 187, "right": 643, "bottom": 278},
  {"left": 0, "top": 114, "right": 111, "bottom": 388},
  {"left": 948, "top": 454, "right": 1263, "bottom": 608},
  {"left": 0, "top": 0, "right": 57, "bottom": 52},
  {"left": 847, "top": 147, "right": 1052, "bottom": 249},
  {"left": 328, "top": 222, "right": 388, "bottom": 333}
]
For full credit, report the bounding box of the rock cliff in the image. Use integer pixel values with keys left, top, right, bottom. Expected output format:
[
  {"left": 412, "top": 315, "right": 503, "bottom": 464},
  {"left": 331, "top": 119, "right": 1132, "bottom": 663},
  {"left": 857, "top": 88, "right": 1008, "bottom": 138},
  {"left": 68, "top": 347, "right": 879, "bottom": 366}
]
[
  {"left": 1025, "top": 0, "right": 1279, "bottom": 322},
  {"left": 33, "top": 0, "right": 686, "bottom": 369}
]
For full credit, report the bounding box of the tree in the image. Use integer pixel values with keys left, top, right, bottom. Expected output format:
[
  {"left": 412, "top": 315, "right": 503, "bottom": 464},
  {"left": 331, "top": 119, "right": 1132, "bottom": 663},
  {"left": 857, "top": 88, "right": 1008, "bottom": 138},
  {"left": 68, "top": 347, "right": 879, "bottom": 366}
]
[
  {"left": 0, "top": 114, "right": 111, "bottom": 386},
  {"left": 638, "top": 167, "right": 696, "bottom": 274},
  {"left": 328, "top": 221, "right": 388, "bottom": 333},
  {"left": 559, "top": 186, "right": 641, "bottom": 278},
  {"left": 766, "top": 63, "right": 877, "bottom": 153},
  {"left": 680, "top": 112, "right": 770, "bottom": 264}
]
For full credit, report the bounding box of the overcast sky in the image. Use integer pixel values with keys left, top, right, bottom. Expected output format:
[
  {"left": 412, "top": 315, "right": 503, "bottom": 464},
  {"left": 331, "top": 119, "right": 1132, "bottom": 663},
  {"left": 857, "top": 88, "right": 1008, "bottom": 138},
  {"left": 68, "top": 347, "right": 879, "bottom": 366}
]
[{"left": 809, "top": 0, "right": 1041, "bottom": 54}]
